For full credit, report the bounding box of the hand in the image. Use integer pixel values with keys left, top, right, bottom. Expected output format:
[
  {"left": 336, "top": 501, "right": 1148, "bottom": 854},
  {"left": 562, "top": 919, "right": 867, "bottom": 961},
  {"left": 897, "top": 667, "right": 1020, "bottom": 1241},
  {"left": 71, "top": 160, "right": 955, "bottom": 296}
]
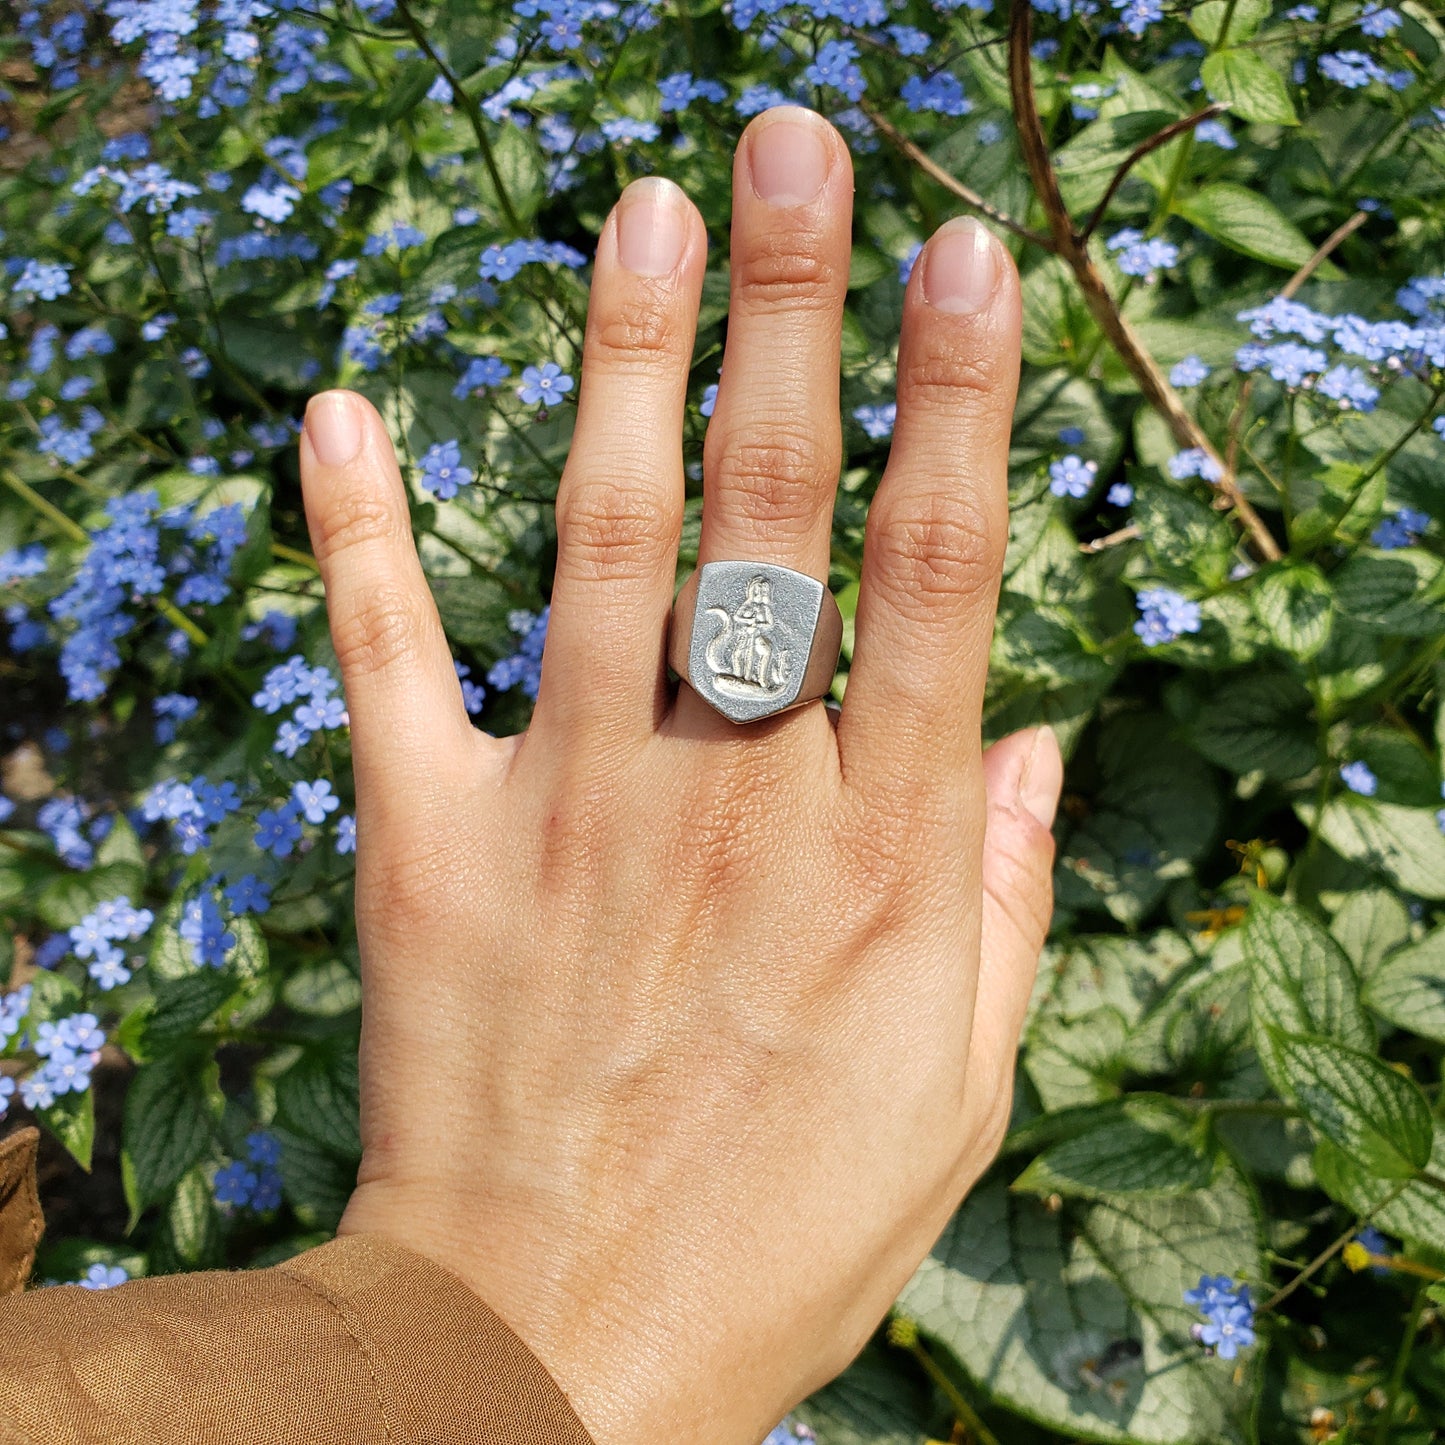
[{"left": 298, "top": 106, "right": 1060, "bottom": 1445}]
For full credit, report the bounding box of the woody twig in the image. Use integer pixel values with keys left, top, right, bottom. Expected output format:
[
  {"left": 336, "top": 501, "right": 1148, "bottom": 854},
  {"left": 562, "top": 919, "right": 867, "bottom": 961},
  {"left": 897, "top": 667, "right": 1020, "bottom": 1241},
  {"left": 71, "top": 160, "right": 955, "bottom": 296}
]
[{"left": 1004, "top": 0, "right": 1282, "bottom": 561}]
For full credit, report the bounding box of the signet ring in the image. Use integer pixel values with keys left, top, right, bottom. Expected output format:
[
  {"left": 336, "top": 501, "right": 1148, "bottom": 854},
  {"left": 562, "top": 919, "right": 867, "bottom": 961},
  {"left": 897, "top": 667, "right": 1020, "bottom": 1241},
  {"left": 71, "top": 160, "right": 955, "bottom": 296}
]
[{"left": 667, "top": 560, "right": 844, "bottom": 724}]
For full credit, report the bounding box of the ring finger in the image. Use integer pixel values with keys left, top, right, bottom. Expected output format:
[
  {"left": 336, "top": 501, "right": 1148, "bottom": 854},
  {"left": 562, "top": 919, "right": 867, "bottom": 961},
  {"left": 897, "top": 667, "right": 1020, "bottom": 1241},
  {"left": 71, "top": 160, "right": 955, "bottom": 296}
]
[{"left": 697, "top": 106, "right": 854, "bottom": 581}]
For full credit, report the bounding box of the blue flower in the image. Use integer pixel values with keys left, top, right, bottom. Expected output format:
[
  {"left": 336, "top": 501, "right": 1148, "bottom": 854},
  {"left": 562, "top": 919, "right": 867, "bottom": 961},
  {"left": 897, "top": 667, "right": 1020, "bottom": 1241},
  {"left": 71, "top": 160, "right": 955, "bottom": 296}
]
[
  {"left": 293, "top": 778, "right": 340, "bottom": 824},
  {"left": 805, "top": 40, "right": 866, "bottom": 102},
  {"left": 1340, "top": 761, "right": 1378, "bottom": 796},
  {"left": 1107, "top": 482, "right": 1133, "bottom": 506},
  {"left": 901, "top": 72, "right": 970, "bottom": 117},
  {"left": 241, "top": 179, "right": 301, "bottom": 222},
  {"left": 1112, "top": 0, "right": 1163, "bottom": 36},
  {"left": 1195, "top": 120, "right": 1236, "bottom": 149},
  {"left": 700, "top": 381, "right": 719, "bottom": 418},
  {"left": 488, "top": 606, "right": 549, "bottom": 698},
  {"left": 1105, "top": 229, "right": 1179, "bottom": 278},
  {"left": 78, "top": 1263, "right": 129, "bottom": 1289},
  {"left": 1320, "top": 51, "right": 1388, "bottom": 88},
  {"left": 418, "top": 439, "right": 474, "bottom": 501},
  {"left": 1198, "top": 1303, "right": 1255, "bottom": 1359},
  {"left": 1167, "top": 448, "right": 1224, "bottom": 483},
  {"left": 255, "top": 804, "right": 303, "bottom": 858},
  {"left": 180, "top": 890, "right": 236, "bottom": 967},
  {"left": 223, "top": 874, "right": 272, "bottom": 915},
  {"left": 1134, "top": 588, "right": 1202, "bottom": 646},
  {"left": 1170, "top": 355, "right": 1210, "bottom": 387},
  {"left": 12, "top": 259, "right": 72, "bottom": 300},
  {"left": 214, "top": 1161, "right": 259, "bottom": 1207},
  {"left": 601, "top": 117, "right": 660, "bottom": 144},
  {"left": 517, "top": 361, "right": 575, "bottom": 407},
  {"left": 1371, "top": 508, "right": 1429, "bottom": 549},
  {"left": 1049, "top": 454, "right": 1097, "bottom": 498},
  {"left": 1316, "top": 365, "right": 1379, "bottom": 412},
  {"left": 335, "top": 814, "right": 357, "bottom": 855},
  {"left": 1359, "top": 5, "right": 1401, "bottom": 37},
  {"left": 853, "top": 403, "right": 895, "bottom": 439},
  {"left": 454, "top": 355, "right": 512, "bottom": 398}
]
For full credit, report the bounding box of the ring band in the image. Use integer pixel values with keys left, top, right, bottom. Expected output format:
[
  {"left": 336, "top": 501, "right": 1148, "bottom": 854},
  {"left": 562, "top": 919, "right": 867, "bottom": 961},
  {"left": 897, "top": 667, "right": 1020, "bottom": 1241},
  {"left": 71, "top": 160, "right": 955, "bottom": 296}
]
[{"left": 668, "top": 560, "right": 843, "bottom": 724}]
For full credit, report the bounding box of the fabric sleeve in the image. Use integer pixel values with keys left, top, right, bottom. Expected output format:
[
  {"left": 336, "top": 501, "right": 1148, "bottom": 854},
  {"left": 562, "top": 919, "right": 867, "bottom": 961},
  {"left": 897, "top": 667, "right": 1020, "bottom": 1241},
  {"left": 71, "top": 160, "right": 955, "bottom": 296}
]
[{"left": 0, "top": 1126, "right": 597, "bottom": 1445}]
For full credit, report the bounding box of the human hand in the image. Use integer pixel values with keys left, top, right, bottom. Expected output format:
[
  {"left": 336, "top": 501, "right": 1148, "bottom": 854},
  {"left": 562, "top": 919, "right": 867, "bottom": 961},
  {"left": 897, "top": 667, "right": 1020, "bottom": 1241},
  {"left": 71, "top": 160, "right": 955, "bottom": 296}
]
[{"left": 298, "top": 106, "right": 1060, "bottom": 1445}]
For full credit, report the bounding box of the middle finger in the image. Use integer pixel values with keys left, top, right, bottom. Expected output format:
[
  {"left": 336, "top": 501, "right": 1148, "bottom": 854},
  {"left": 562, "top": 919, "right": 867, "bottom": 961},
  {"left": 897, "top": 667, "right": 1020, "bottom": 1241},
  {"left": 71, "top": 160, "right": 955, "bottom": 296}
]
[{"left": 698, "top": 107, "right": 854, "bottom": 580}]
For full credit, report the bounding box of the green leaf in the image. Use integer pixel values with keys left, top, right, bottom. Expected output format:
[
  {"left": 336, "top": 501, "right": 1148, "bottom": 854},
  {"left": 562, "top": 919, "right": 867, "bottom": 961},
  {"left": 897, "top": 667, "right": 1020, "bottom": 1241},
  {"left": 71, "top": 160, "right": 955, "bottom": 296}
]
[
  {"left": 1201, "top": 50, "right": 1298, "bottom": 126},
  {"left": 1188, "top": 0, "right": 1271, "bottom": 45},
  {"left": 1054, "top": 714, "right": 1220, "bottom": 926},
  {"left": 1251, "top": 563, "right": 1334, "bottom": 659},
  {"left": 380, "top": 63, "right": 436, "bottom": 122},
  {"left": 275, "top": 1043, "right": 361, "bottom": 1158},
  {"left": 150, "top": 1166, "right": 223, "bottom": 1272},
  {"left": 36, "top": 863, "right": 150, "bottom": 932},
  {"left": 1242, "top": 894, "right": 1372, "bottom": 1094},
  {"left": 1179, "top": 672, "right": 1316, "bottom": 780},
  {"left": 1270, "top": 1031, "right": 1432, "bottom": 1179},
  {"left": 1332, "top": 548, "right": 1445, "bottom": 636},
  {"left": 896, "top": 1169, "right": 1262, "bottom": 1444},
  {"left": 43, "top": 1088, "right": 96, "bottom": 1172},
  {"left": 1013, "top": 1097, "right": 1216, "bottom": 1200},
  {"left": 1055, "top": 111, "right": 1177, "bottom": 212},
  {"left": 143, "top": 971, "right": 238, "bottom": 1048},
  {"left": 1176, "top": 184, "right": 1339, "bottom": 272},
  {"left": 1363, "top": 930, "right": 1445, "bottom": 1043},
  {"left": 1133, "top": 482, "right": 1235, "bottom": 588},
  {"left": 1331, "top": 887, "right": 1413, "bottom": 978},
  {"left": 282, "top": 960, "right": 362, "bottom": 1018},
  {"left": 1310, "top": 796, "right": 1445, "bottom": 900},
  {"left": 1315, "top": 1129, "right": 1445, "bottom": 1253},
  {"left": 122, "top": 1054, "right": 219, "bottom": 1217},
  {"left": 794, "top": 1343, "right": 939, "bottom": 1444},
  {"left": 272, "top": 1125, "right": 355, "bottom": 1231}
]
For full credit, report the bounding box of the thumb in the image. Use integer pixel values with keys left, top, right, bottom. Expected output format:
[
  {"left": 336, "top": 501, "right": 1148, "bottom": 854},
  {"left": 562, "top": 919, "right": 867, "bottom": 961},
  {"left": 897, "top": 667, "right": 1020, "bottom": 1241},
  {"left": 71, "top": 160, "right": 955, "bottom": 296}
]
[{"left": 968, "top": 725, "right": 1062, "bottom": 1087}]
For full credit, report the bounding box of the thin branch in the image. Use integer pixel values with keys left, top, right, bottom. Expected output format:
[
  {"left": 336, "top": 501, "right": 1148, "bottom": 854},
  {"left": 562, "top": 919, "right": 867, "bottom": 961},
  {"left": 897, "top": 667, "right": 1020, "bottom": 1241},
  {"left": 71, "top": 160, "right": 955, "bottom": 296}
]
[
  {"left": 1081, "top": 103, "right": 1229, "bottom": 241},
  {"left": 1222, "top": 210, "right": 1368, "bottom": 484},
  {"left": 1078, "top": 522, "right": 1141, "bottom": 554},
  {"left": 1006, "top": 0, "right": 1282, "bottom": 562},
  {"left": 393, "top": 0, "right": 521, "bottom": 236},
  {"left": 861, "top": 102, "right": 1056, "bottom": 252}
]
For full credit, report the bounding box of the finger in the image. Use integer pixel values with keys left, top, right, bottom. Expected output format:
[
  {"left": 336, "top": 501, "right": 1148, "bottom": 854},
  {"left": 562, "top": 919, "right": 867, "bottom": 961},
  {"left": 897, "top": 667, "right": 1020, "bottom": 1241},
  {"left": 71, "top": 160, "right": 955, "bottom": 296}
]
[
  {"left": 697, "top": 106, "right": 853, "bottom": 580},
  {"left": 838, "top": 218, "right": 1021, "bottom": 793},
  {"left": 968, "top": 727, "right": 1061, "bottom": 1091},
  {"left": 299, "top": 391, "right": 483, "bottom": 808},
  {"left": 533, "top": 177, "right": 706, "bottom": 744}
]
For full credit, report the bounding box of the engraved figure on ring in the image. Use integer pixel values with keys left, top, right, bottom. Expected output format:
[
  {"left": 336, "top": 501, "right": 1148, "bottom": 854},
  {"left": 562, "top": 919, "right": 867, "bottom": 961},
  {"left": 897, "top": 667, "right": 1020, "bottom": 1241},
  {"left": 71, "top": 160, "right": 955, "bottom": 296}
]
[{"left": 705, "top": 577, "right": 789, "bottom": 696}]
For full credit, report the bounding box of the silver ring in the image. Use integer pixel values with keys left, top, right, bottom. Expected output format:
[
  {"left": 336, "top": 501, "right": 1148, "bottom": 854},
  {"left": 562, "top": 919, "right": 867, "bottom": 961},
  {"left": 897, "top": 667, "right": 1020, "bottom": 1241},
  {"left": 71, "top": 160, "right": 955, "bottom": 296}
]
[{"left": 667, "top": 560, "right": 843, "bottom": 724}]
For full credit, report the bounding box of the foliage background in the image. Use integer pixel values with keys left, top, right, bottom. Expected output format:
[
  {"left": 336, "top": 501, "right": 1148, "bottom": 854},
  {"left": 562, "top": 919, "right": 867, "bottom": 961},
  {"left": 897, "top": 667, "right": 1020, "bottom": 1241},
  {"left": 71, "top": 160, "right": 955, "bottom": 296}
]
[{"left": 2, "top": 0, "right": 1445, "bottom": 1441}]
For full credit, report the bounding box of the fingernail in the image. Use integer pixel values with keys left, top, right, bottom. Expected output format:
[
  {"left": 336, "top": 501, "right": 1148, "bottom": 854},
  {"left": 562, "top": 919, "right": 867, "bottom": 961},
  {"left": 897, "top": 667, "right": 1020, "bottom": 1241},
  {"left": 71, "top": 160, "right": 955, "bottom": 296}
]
[
  {"left": 305, "top": 392, "right": 362, "bottom": 467},
  {"left": 617, "top": 177, "right": 689, "bottom": 277},
  {"left": 748, "top": 107, "right": 831, "bottom": 207},
  {"left": 1019, "top": 725, "right": 1063, "bottom": 829},
  {"left": 922, "top": 218, "right": 1001, "bottom": 315}
]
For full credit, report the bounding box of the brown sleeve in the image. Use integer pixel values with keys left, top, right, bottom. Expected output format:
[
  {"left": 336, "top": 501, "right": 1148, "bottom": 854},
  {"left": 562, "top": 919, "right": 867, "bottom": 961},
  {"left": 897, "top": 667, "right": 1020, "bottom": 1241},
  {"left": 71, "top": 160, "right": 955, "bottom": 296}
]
[{"left": 0, "top": 1129, "right": 597, "bottom": 1445}]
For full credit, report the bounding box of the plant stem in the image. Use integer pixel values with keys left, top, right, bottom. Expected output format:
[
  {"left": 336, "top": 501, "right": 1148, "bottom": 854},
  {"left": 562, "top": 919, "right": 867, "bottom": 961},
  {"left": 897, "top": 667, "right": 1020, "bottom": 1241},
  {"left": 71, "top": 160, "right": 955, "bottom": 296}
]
[
  {"left": 1374, "top": 1286, "right": 1427, "bottom": 1445},
  {"left": 271, "top": 541, "right": 321, "bottom": 572},
  {"left": 0, "top": 468, "right": 89, "bottom": 543},
  {"left": 393, "top": 0, "right": 521, "bottom": 235},
  {"left": 906, "top": 1338, "right": 1002, "bottom": 1445}
]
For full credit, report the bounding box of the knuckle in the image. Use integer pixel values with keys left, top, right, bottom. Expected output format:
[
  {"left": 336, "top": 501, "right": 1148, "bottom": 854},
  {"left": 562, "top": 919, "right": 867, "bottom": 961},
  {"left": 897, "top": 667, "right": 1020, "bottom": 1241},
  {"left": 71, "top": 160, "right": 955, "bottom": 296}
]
[
  {"left": 557, "top": 481, "right": 677, "bottom": 584},
  {"left": 867, "top": 490, "right": 1004, "bottom": 615},
  {"left": 707, "top": 426, "right": 836, "bottom": 532},
  {"left": 587, "top": 293, "right": 683, "bottom": 371},
  {"left": 899, "top": 347, "right": 1000, "bottom": 411},
  {"left": 310, "top": 487, "right": 398, "bottom": 565},
  {"left": 732, "top": 234, "right": 840, "bottom": 312},
  {"left": 330, "top": 582, "right": 427, "bottom": 679}
]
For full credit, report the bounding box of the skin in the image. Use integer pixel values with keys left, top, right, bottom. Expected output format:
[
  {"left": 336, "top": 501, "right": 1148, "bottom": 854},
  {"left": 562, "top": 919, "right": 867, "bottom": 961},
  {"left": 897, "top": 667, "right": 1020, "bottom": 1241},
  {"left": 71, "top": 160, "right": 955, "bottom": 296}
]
[{"left": 297, "top": 107, "right": 1061, "bottom": 1445}]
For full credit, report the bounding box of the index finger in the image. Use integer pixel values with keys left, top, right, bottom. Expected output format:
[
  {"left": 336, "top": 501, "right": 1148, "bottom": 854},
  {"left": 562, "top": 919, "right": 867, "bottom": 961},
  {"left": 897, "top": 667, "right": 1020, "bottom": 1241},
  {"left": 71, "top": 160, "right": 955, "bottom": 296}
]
[{"left": 837, "top": 217, "right": 1021, "bottom": 797}]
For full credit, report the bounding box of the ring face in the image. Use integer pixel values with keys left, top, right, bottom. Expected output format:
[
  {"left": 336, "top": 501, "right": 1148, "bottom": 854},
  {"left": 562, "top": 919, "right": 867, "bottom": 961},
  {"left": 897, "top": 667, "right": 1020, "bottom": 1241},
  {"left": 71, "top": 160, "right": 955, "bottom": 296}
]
[{"left": 685, "top": 561, "right": 826, "bottom": 723}]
